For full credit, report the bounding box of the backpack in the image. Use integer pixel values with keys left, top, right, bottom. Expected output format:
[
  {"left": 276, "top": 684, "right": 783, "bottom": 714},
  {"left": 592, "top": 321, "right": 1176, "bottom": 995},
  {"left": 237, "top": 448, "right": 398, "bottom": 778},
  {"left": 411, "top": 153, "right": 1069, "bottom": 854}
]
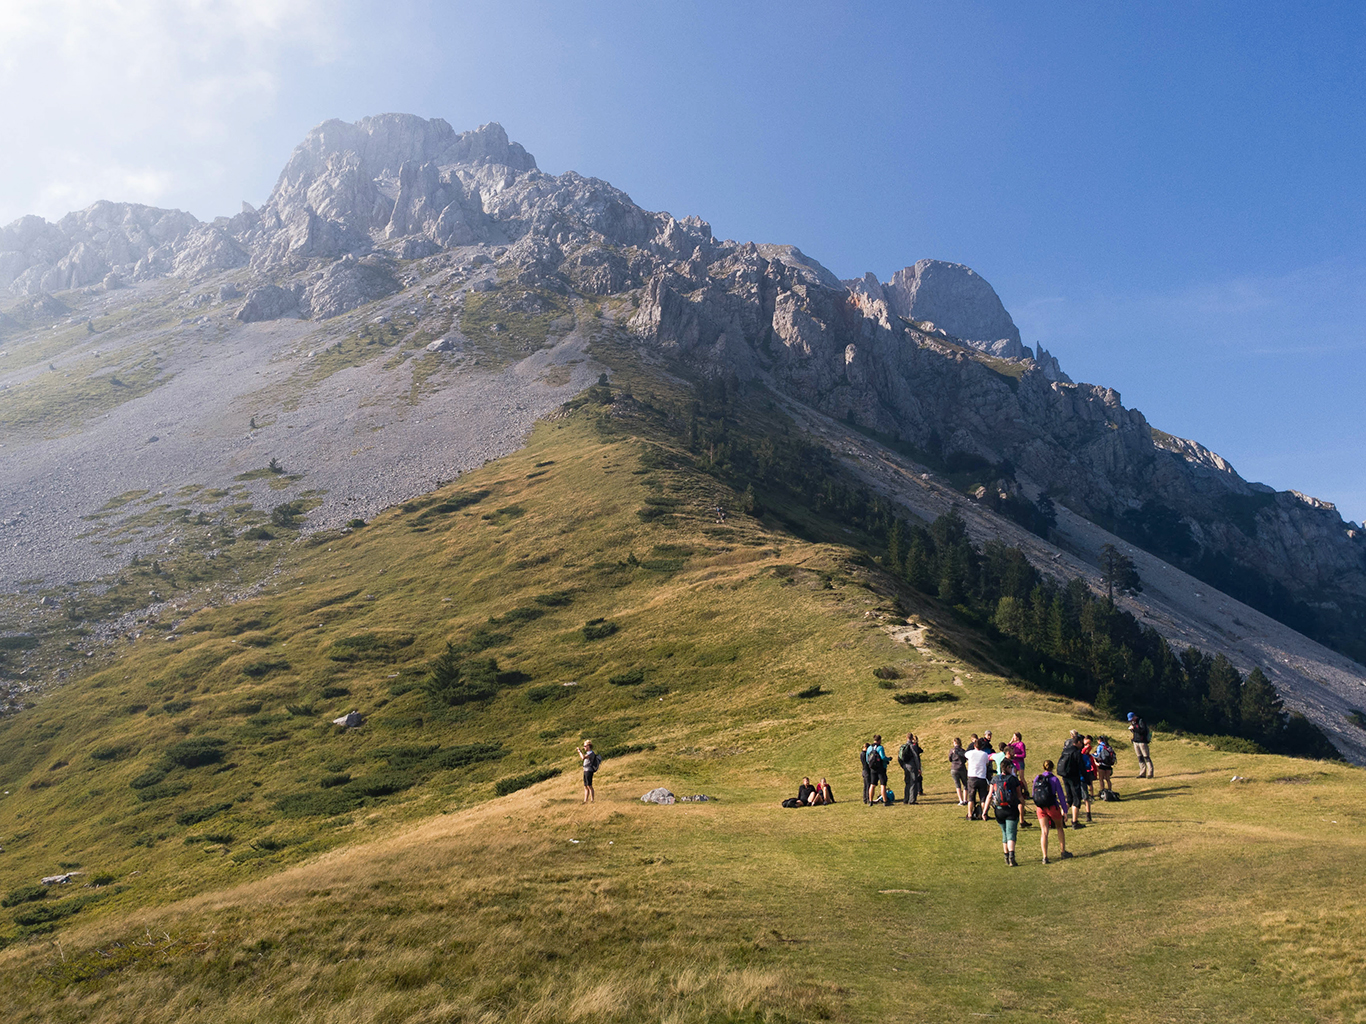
[
  {"left": 1032, "top": 773, "right": 1056, "bottom": 807},
  {"left": 867, "top": 746, "right": 884, "bottom": 771},
  {"left": 899, "top": 742, "right": 914, "bottom": 768},
  {"left": 1057, "top": 744, "right": 1081, "bottom": 779},
  {"left": 883, "top": 789, "right": 895, "bottom": 806},
  {"left": 1097, "top": 743, "right": 1116, "bottom": 768},
  {"left": 586, "top": 752, "right": 602, "bottom": 772},
  {"left": 781, "top": 797, "right": 801, "bottom": 808},
  {"left": 989, "top": 774, "right": 1014, "bottom": 812}
]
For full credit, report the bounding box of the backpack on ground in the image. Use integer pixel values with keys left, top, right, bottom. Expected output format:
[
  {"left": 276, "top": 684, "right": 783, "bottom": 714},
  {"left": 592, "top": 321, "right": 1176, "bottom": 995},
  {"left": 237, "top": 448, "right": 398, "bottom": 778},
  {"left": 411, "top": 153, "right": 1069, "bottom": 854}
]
[
  {"left": 781, "top": 797, "right": 802, "bottom": 808},
  {"left": 883, "top": 789, "right": 895, "bottom": 806},
  {"left": 1032, "top": 773, "right": 1056, "bottom": 808},
  {"left": 1099, "top": 789, "right": 1120, "bottom": 802}
]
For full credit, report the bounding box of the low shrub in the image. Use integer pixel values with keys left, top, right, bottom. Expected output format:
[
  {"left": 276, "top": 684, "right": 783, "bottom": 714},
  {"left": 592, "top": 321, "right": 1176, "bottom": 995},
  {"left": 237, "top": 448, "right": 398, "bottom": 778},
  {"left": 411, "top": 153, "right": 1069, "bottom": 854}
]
[
  {"left": 176, "top": 802, "right": 232, "bottom": 826},
  {"left": 533, "top": 590, "right": 574, "bottom": 607},
  {"left": 2, "top": 885, "right": 48, "bottom": 908},
  {"left": 793, "top": 685, "right": 824, "bottom": 699},
  {"left": 526, "top": 684, "right": 571, "bottom": 703},
  {"left": 892, "top": 691, "right": 960, "bottom": 705},
  {"left": 162, "top": 737, "right": 227, "bottom": 768},
  {"left": 320, "top": 685, "right": 351, "bottom": 699},
  {"left": 345, "top": 770, "right": 415, "bottom": 797},
  {"left": 609, "top": 669, "right": 645, "bottom": 686},
  {"left": 133, "top": 782, "right": 191, "bottom": 802},
  {"left": 873, "top": 666, "right": 902, "bottom": 680},
  {"left": 494, "top": 768, "right": 561, "bottom": 796},
  {"left": 489, "top": 606, "right": 545, "bottom": 625},
  {"left": 241, "top": 660, "right": 289, "bottom": 679},
  {"left": 129, "top": 766, "right": 169, "bottom": 790},
  {"left": 327, "top": 632, "right": 415, "bottom": 663},
  {"left": 582, "top": 619, "right": 619, "bottom": 641},
  {"left": 274, "top": 789, "right": 363, "bottom": 817},
  {"left": 319, "top": 772, "right": 352, "bottom": 789},
  {"left": 429, "top": 743, "right": 506, "bottom": 770}
]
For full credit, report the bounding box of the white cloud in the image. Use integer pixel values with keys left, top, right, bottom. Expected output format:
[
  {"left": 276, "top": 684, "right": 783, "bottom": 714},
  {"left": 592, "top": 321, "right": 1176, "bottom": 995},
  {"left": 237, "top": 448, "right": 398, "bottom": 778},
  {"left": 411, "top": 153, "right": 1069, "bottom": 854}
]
[{"left": 0, "top": 0, "right": 352, "bottom": 224}]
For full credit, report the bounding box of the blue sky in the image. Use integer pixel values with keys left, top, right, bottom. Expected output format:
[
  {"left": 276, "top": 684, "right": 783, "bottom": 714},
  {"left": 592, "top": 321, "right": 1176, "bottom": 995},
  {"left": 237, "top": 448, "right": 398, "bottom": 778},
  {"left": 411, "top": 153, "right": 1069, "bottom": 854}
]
[{"left": 3, "top": 1, "right": 1362, "bottom": 522}]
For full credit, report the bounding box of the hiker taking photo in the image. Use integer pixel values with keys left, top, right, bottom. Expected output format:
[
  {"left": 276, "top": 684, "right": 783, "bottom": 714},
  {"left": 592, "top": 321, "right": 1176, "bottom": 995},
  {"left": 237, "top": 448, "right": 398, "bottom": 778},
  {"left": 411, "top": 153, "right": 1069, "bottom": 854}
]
[{"left": 576, "top": 741, "right": 601, "bottom": 803}]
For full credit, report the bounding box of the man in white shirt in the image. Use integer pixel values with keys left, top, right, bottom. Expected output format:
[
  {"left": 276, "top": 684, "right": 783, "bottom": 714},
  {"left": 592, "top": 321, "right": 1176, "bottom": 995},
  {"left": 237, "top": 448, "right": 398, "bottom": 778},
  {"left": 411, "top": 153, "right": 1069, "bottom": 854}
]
[{"left": 964, "top": 739, "right": 992, "bottom": 821}]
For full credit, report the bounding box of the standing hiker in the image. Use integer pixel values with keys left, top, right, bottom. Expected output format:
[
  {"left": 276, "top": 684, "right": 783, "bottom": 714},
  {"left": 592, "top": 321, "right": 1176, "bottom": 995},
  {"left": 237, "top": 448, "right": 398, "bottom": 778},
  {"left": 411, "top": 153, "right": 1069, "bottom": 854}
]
[
  {"left": 1057, "top": 731, "right": 1088, "bottom": 829},
  {"left": 948, "top": 737, "right": 969, "bottom": 806},
  {"left": 898, "top": 733, "right": 922, "bottom": 805},
  {"left": 576, "top": 741, "right": 601, "bottom": 803},
  {"left": 988, "top": 758, "right": 1025, "bottom": 866},
  {"left": 1006, "top": 732, "right": 1027, "bottom": 775},
  {"left": 1093, "top": 735, "right": 1117, "bottom": 795},
  {"left": 860, "top": 742, "right": 873, "bottom": 804},
  {"left": 866, "top": 735, "right": 890, "bottom": 806},
  {"left": 1032, "top": 759, "right": 1073, "bottom": 864},
  {"left": 964, "top": 738, "right": 992, "bottom": 821},
  {"left": 1128, "top": 713, "right": 1154, "bottom": 777}
]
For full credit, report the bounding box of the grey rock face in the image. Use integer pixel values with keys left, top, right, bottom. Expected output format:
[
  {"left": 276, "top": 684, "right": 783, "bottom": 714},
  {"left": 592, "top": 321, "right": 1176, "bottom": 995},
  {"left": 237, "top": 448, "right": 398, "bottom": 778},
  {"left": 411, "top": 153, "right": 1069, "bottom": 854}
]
[
  {"left": 307, "top": 254, "right": 399, "bottom": 320},
  {"left": 847, "top": 260, "right": 1025, "bottom": 358},
  {"left": 236, "top": 284, "right": 305, "bottom": 322}
]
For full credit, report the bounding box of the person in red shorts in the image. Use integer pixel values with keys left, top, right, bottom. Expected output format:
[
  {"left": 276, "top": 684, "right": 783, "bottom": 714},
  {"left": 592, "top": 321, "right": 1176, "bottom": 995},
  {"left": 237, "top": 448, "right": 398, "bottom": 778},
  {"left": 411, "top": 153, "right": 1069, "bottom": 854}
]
[{"left": 1031, "top": 759, "right": 1072, "bottom": 864}]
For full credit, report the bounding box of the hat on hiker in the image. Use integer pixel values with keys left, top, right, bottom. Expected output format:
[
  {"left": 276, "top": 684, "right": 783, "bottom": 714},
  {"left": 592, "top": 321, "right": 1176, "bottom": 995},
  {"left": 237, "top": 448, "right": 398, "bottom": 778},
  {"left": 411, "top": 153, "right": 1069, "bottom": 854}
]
[{"left": 1126, "top": 712, "right": 1135, "bottom": 721}]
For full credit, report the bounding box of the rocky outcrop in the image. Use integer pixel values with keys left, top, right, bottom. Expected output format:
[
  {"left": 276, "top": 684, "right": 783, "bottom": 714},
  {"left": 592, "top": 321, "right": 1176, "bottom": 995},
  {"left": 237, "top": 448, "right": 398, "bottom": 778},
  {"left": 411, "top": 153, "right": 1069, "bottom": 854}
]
[
  {"left": 236, "top": 284, "right": 307, "bottom": 322},
  {"left": 0, "top": 202, "right": 200, "bottom": 296},
  {"left": 847, "top": 260, "right": 1025, "bottom": 358},
  {"left": 307, "top": 254, "right": 399, "bottom": 320}
]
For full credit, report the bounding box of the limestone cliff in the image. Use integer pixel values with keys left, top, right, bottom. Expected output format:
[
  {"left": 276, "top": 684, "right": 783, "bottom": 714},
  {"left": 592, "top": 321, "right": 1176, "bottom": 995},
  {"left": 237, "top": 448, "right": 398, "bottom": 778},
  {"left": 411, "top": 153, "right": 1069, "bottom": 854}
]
[{"left": 3, "top": 113, "right": 1362, "bottom": 660}]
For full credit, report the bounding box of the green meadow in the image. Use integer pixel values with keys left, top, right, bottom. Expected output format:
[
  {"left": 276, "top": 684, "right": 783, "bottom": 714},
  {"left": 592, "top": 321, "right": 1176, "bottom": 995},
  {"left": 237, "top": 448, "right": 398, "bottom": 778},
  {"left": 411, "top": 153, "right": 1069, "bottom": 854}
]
[{"left": 0, "top": 388, "right": 1362, "bottom": 1022}]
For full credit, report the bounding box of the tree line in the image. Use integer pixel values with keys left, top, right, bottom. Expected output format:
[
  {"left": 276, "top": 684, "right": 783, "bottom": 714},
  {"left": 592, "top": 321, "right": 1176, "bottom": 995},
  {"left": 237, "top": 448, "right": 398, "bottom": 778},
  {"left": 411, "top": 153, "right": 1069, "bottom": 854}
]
[{"left": 609, "top": 373, "right": 1339, "bottom": 761}]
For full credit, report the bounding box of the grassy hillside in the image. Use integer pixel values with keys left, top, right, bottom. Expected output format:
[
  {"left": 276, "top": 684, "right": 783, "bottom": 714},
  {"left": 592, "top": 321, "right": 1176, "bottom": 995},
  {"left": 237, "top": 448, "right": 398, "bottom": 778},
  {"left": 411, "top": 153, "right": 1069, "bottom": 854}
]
[{"left": 0, "top": 383, "right": 1363, "bottom": 1022}]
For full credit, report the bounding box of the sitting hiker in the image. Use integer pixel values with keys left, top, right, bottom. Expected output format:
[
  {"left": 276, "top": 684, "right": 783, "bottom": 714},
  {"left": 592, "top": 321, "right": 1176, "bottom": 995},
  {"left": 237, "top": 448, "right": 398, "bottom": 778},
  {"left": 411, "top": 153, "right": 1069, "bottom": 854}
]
[
  {"left": 797, "top": 777, "right": 816, "bottom": 806},
  {"left": 813, "top": 777, "right": 835, "bottom": 804}
]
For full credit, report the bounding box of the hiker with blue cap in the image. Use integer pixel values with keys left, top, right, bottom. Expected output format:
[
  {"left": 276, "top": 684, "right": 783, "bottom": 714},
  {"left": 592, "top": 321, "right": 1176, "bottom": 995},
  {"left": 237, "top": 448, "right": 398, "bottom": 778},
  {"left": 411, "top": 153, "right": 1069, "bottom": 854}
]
[{"left": 1127, "top": 713, "right": 1153, "bottom": 778}]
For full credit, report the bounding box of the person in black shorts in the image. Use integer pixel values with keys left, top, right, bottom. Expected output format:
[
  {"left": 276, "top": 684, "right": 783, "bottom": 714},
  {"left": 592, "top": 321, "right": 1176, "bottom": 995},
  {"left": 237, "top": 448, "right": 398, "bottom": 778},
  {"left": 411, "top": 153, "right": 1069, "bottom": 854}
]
[
  {"left": 576, "top": 741, "right": 601, "bottom": 803},
  {"left": 1057, "top": 731, "right": 1087, "bottom": 829}
]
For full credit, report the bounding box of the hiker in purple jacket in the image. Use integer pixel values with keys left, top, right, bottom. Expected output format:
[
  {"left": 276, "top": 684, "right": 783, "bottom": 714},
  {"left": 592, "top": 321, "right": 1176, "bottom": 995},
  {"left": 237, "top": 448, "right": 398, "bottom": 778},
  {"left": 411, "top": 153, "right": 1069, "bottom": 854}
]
[{"left": 1031, "top": 759, "right": 1073, "bottom": 864}]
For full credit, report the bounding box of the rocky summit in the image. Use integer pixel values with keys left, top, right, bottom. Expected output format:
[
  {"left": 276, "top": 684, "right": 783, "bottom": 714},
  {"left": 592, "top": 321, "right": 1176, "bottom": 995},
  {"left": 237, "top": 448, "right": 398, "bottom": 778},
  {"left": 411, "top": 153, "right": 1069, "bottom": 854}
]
[{"left": 2, "top": 112, "right": 1365, "bottom": 742}]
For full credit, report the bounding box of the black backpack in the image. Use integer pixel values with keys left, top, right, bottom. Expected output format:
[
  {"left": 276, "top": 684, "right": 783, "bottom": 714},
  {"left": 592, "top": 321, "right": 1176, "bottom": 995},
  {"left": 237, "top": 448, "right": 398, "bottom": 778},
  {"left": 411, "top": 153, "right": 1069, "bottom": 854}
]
[
  {"left": 990, "top": 774, "right": 1016, "bottom": 813},
  {"left": 867, "top": 746, "right": 884, "bottom": 771},
  {"left": 1032, "top": 773, "right": 1056, "bottom": 807},
  {"left": 586, "top": 752, "right": 602, "bottom": 772},
  {"left": 1057, "top": 745, "right": 1081, "bottom": 778}
]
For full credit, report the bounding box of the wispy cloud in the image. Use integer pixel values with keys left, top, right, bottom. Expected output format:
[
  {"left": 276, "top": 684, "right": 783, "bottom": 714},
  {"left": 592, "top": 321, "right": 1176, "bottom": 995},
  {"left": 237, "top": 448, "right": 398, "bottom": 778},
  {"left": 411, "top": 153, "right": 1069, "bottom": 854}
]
[{"left": 0, "top": 0, "right": 352, "bottom": 224}]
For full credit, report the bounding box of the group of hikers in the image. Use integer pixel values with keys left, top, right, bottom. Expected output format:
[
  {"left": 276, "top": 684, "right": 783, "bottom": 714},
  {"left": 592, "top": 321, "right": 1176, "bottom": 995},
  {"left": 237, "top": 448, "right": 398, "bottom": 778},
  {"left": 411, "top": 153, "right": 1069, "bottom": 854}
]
[{"left": 788, "top": 714, "right": 1153, "bottom": 866}]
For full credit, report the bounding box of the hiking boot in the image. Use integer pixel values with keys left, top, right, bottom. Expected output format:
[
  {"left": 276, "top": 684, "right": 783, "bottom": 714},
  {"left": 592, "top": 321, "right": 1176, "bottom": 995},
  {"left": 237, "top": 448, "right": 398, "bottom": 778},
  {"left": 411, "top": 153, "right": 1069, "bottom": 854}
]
[
  {"left": 1086, "top": 813, "right": 1093, "bottom": 822},
  {"left": 1008, "top": 851, "right": 1017, "bottom": 867},
  {"left": 1060, "top": 850, "right": 1074, "bottom": 859},
  {"left": 1072, "top": 822, "right": 1085, "bottom": 830}
]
